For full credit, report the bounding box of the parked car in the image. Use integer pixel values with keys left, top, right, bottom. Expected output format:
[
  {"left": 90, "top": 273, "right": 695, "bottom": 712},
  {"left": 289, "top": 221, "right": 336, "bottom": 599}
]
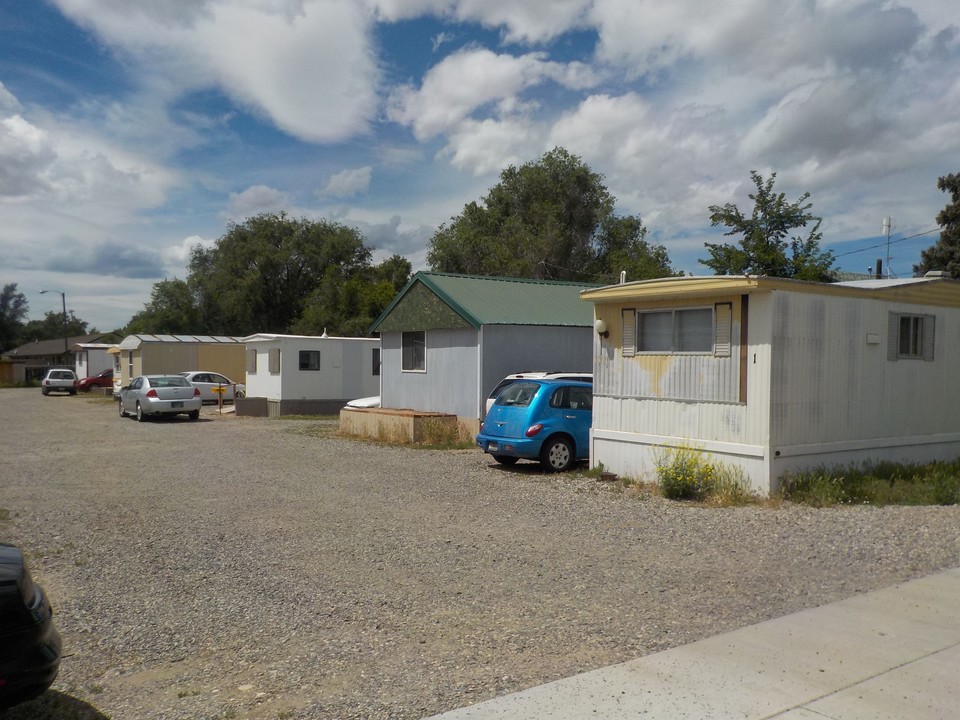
[
  {"left": 76, "top": 368, "right": 114, "bottom": 392},
  {"left": 0, "top": 543, "right": 62, "bottom": 710},
  {"left": 477, "top": 379, "right": 593, "bottom": 472},
  {"left": 119, "top": 375, "right": 203, "bottom": 421},
  {"left": 178, "top": 371, "right": 246, "bottom": 404},
  {"left": 39, "top": 369, "right": 77, "bottom": 396},
  {"left": 485, "top": 371, "right": 592, "bottom": 416}
]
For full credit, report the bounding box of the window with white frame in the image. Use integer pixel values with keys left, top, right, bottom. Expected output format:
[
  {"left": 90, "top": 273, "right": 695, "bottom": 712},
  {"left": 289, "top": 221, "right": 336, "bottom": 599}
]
[
  {"left": 888, "top": 312, "right": 935, "bottom": 361},
  {"left": 622, "top": 304, "right": 731, "bottom": 357},
  {"left": 401, "top": 331, "right": 425, "bottom": 371},
  {"left": 299, "top": 350, "right": 320, "bottom": 371},
  {"left": 638, "top": 307, "right": 713, "bottom": 353}
]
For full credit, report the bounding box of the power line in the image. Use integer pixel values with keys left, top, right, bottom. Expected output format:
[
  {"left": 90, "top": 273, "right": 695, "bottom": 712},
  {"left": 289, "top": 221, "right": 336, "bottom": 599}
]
[{"left": 832, "top": 227, "right": 940, "bottom": 259}]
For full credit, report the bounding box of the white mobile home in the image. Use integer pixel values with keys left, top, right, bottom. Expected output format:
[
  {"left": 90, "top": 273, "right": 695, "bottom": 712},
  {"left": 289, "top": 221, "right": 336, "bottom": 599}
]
[
  {"left": 72, "top": 342, "right": 114, "bottom": 379},
  {"left": 369, "top": 272, "right": 596, "bottom": 435},
  {"left": 239, "top": 333, "right": 380, "bottom": 416},
  {"left": 582, "top": 274, "right": 960, "bottom": 495}
]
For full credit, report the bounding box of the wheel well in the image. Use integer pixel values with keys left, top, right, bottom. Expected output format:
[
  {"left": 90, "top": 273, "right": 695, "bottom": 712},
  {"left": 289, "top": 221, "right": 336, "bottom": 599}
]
[{"left": 541, "top": 432, "right": 575, "bottom": 455}]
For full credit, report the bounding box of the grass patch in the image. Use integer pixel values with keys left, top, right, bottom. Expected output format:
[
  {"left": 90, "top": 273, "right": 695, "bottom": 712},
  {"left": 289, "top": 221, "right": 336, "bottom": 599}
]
[
  {"left": 0, "top": 507, "right": 10, "bottom": 525},
  {"left": 654, "top": 446, "right": 753, "bottom": 506},
  {"left": 780, "top": 459, "right": 960, "bottom": 506}
]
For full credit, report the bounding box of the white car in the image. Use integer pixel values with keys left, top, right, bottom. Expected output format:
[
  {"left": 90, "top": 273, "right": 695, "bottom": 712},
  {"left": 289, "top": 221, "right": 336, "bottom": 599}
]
[
  {"left": 178, "top": 371, "right": 246, "bottom": 404},
  {"left": 40, "top": 369, "right": 77, "bottom": 396},
  {"left": 485, "top": 371, "right": 592, "bottom": 416}
]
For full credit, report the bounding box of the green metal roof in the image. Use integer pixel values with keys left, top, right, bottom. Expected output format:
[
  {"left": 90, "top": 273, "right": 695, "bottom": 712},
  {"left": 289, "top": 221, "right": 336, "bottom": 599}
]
[{"left": 370, "top": 272, "right": 598, "bottom": 332}]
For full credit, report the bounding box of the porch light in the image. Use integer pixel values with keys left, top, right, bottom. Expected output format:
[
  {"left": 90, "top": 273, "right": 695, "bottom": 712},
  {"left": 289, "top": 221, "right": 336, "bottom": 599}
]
[{"left": 594, "top": 318, "right": 608, "bottom": 338}]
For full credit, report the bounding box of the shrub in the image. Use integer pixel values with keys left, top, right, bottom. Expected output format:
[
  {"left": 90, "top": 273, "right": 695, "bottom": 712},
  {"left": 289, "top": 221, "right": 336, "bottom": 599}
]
[{"left": 655, "top": 446, "right": 751, "bottom": 505}]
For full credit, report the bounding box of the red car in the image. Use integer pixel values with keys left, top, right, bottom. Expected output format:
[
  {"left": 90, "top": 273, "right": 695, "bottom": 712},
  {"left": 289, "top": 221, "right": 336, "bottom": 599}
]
[{"left": 77, "top": 368, "right": 113, "bottom": 392}]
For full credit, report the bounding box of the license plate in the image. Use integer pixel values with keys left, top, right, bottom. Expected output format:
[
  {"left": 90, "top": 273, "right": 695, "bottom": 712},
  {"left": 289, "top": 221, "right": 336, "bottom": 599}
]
[
  {"left": 171, "top": 401, "right": 183, "bottom": 408},
  {"left": 487, "top": 442, "right": 498, "bottom": 452}
]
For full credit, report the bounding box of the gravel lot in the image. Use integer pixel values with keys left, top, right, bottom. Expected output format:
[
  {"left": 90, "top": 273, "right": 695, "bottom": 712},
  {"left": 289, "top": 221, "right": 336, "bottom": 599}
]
[{"left": 2, "top": 387, "right": 959, "bottom": 720}]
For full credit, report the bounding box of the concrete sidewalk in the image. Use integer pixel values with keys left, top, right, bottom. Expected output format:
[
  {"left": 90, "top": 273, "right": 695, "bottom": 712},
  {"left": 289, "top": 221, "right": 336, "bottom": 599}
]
[{"left": 426, "top": 568, "right": 960, "bottom": 719}]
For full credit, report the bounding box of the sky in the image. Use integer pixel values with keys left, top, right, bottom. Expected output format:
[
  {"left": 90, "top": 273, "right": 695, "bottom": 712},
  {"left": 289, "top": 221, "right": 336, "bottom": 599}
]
[{"left": 1, "top": 0, "right": 958, "bottom": 332}]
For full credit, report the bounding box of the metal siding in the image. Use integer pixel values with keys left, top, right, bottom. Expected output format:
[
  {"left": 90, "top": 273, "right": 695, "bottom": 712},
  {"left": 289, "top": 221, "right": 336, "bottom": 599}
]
[
  {"left": 479, "top": 325, "right": 593, "bottom": 401},
  {"left": 381, "top": 329, "right": 479, "bottom": 418}
]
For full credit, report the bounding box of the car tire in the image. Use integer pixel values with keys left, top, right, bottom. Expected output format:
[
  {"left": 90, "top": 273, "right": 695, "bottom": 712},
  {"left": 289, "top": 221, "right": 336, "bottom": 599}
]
[
  {"left": 69, "top": 389, "right": 77, "bottom": 395},
  {"left": 492, "top": 454, "right": 519, "bottom": 465},
  {"left": 539, "top": 436, "right": 574, "bottom": 472},
  {"left": 41, "top": 388, "right": 49, "bottom": 396},
  {"left": 188, "top": 409, "right": 200, "bottom": 421},
  {"left": 236, "top": 389, "right": 246, "bottom": 399},
  {"left": 136, "top": 402, "right": 146, "bottom": 422},
  {"left": 118, "top": 400, "right": 127, "bottom": 418}
]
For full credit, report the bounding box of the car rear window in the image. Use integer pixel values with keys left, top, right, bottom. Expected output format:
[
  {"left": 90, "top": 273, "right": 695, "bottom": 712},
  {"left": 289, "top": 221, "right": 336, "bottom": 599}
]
[
  {"left": 495, "top": 381, "right": 540, "bottom": 407},
  {"left": 151, "top": 376, "right": 191, "bottom": 388}
]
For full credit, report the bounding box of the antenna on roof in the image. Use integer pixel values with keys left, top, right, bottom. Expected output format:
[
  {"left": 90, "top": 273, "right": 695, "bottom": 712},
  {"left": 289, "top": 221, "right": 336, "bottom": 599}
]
[{"left": 619, "top": 270, "right": 626, "bottom": 284}]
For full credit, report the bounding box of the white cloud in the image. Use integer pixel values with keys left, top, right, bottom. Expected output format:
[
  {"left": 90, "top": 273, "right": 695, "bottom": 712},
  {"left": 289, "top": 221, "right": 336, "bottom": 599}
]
[
  {"left": 321, "top": 166, "right": 373, "bottom": 198},
  {"left": 226, "top": 185, "right": 293, "bottom": 218},
  {"left": 444, "top": 117, "right": 545, "bottom": 175},
  {"left": 53, "top": 0, "right": 379, "bottom": 143},
  {"left": 387, "top": 48, "right": 599, "bottom": 139}
]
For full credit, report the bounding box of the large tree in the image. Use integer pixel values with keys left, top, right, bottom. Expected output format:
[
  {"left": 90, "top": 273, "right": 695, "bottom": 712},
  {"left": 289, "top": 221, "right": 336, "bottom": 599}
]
[
  {"left": 19, "top": 310, "right": 91, "bottom": 343},
  {"left": 0, "top": 283, "right": 29, "bottom": 352},
  {"left": 124, "top": 279, "right": 202, "bottom": 335},
  {"left": 188, "top": 213, "right": 373, "bottom": 335},
  {"left": 126, "top": 214, "right": 410, "bottom": 337},
  {"left": 701, "top": 171, "right": 835, "bottom": 281},
  {"left": 428, "top": 147, "right": 676, "bottom": 282},
  {"left": 914, "top": 173, "right": 960, "bottom": 278}
]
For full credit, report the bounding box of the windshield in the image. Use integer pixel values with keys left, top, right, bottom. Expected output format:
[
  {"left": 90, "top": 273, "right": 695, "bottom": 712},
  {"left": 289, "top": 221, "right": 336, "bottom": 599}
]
[{"left": 494, "top": 381, "right": 540, "bottom": 407}]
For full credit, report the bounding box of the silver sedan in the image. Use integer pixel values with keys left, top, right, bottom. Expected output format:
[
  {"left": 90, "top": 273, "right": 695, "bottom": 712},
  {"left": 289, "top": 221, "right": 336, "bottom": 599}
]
[{"left": 118, "top": 375, "right": 203, "bottom": 422}]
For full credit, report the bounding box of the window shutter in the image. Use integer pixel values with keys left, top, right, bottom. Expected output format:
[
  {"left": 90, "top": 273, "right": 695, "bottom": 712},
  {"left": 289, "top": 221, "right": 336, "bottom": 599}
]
[
  {"left": 246, "top": 349, "right": 257, "bottom": 373},
  {"left": 922, "top": 315, "right": 936, "bottom": 361},
  {"left": 622, "top": 309, "right": 636, "bottom": 357},
  {"left": 714, "top": 303, "right": 732, "bottom": 357},
  {"left": 887, "top": 312, "right": 899, "bottom": 361},
  {"left": 269, "top": 348, "right": 280, "bottom": 373}
]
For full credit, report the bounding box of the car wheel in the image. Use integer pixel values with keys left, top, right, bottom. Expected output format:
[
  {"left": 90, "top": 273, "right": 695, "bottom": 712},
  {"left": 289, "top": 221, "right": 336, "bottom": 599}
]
[
  {"left": 41, "top": 388, "right": 49, "bottom": 396},
  {"left": 136, "top": 402, "right": 146, "bottom": 422},
  {"left": 540, "top": 436, "right": 574, "bottom": 472},
  {"left": 188, "top": 409, "right": 200, "bottom": 421},
  {"left": 236, "top": 389, "right": 246, "bottom": 399},
  {"left": 493, "top": 454, "right": 519, "bottom": 465},
  {"left": 69, "top": 389, "right": 77, "bottom": 395},
  {"left": 118, "top": 400, "right": 127, "bottom": 418}
]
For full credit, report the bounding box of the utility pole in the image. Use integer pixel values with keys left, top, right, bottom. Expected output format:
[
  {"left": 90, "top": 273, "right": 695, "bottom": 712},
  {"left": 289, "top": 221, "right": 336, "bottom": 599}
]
[{"left": 40, "top": 289, "right": 68, "bottom": 356}]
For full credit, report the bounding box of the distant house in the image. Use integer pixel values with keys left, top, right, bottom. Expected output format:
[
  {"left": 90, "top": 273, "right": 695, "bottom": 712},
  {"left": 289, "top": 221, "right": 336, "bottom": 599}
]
[
  {"left": 369, "top": 272, "right": 597, "bottom": 435},
  {"left": 72, "top": 342, "right": 114, "bottom": 379},
  {"left": 581, "top": 274, "right": 960, "bottom": 495},
  {"left": 115, "top": 334, "right": 245, "bottom": 388},
  {"left": 2, "top": 332, "right": 121, "bottom": 383},
  {"left": 238, "top": 333, "right": 380, "bottom": 416}
]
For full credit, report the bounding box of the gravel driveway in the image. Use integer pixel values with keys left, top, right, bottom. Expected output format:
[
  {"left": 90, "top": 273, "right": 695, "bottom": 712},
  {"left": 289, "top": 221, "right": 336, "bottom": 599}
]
[{"left": 2, "top": 388, "right": 958, "bottom": 720}]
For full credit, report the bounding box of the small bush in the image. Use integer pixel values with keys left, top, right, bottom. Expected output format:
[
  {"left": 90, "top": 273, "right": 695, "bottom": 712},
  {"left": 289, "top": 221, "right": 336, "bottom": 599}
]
[{"left": 655, "top": 446, "right": 751, "bottom": 505}]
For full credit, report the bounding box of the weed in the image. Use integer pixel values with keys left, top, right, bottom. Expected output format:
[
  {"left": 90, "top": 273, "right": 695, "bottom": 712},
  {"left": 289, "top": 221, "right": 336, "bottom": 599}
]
[
  {"left": 0, "top": 507, "right": 10, "bottom": 524},
  {"left": 780, "top": 459, "right": 960, "bottom": 507},
  {"left": 655, "top": 445, "right": 752, "bottom": 506},
  {"left": 178, "top": 689, "right": 202, "bottom": 698},
  {"left": 277, "top": 712, "right": 294, "bottom": 720},
  {"left": 88, "top": 683, "right": 104, "bottom": 694}
]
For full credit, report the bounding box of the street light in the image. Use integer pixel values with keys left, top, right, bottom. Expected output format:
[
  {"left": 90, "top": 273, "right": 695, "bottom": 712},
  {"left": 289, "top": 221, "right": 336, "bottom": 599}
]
[{"left": 39, "top": 289, "right": 68, "bottom": 355}]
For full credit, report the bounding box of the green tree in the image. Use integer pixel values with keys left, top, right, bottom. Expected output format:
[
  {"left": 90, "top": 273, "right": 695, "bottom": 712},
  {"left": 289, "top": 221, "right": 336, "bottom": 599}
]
[
  {"left": 124, "top": 279, "right": 202, "bottom": 335},
  {"left": 701, "top": 171, "right": 835, "bottom": 281},
  {"left": 0, "top": 283, "right": 29, "bottom": 352},
  {"left": 293, "top": 254, "right": 412, "bottom": 336},
  {"left": 19, "top": 310, "right": 91, "bottom": 343},
  {"left": 914, "top": 173, "right": 960, "bottom": 278},
  {"left": 428, "top": 147, "right": 676, "bottom": 282},
  {"left": 186, "top": 213, "right": 376, "bottom": 336}
]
